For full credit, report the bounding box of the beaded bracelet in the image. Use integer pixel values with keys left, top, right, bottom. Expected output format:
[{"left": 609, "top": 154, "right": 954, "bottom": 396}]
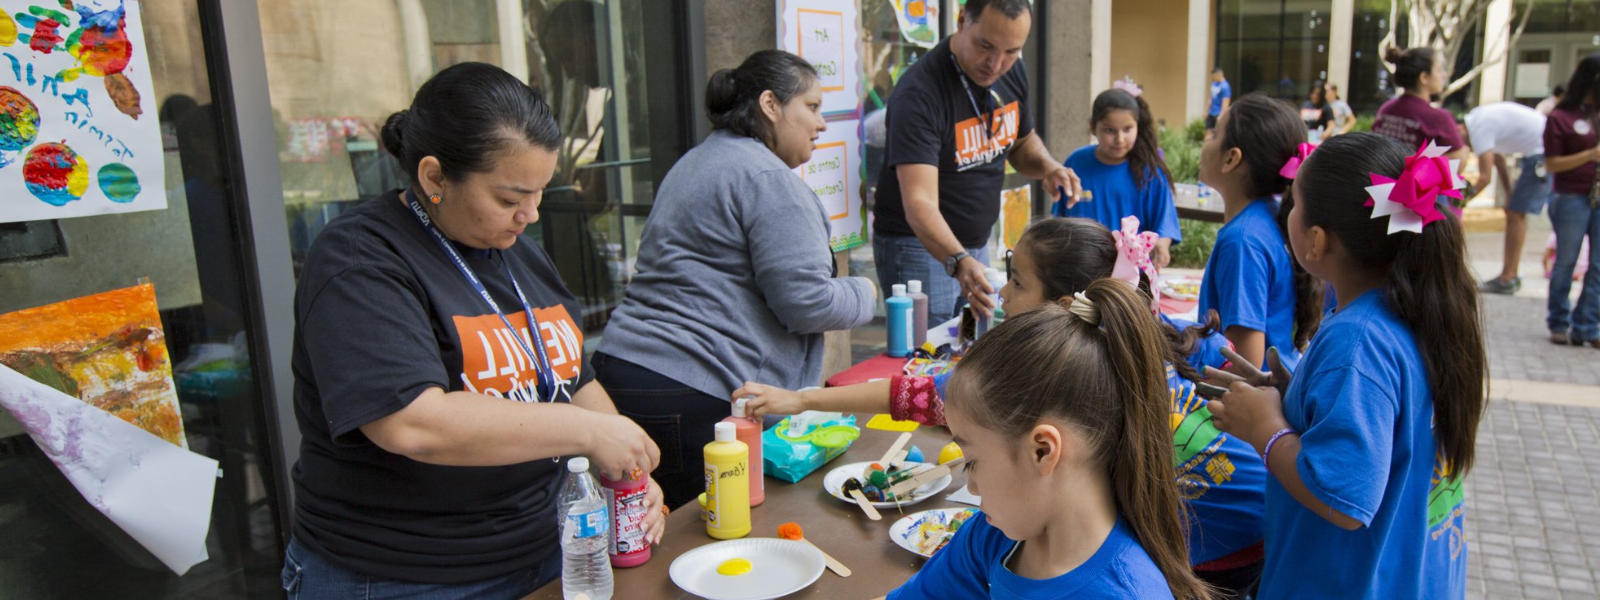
[{"left": 1261, "top": 428, "right": 1298, "bottom": 465}]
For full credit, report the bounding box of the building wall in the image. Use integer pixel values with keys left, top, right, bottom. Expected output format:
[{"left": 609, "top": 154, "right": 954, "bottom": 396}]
[{"left": 1110, "top": 0, "right": 1194, "bottom": 128}]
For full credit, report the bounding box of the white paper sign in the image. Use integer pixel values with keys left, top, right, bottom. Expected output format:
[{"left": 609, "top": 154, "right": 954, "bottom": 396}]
[
  {"left": 778, "top": 0, "right": 861, "bottom": 117},
  {"left": 0, "top": 363, "right": 217, "bottom": 575},
  {"left": 1514, "top": 62, "right": 1551, "bottom": 99},
  {"left": 795, "top": 118, "right": 866, "bottom": 251},
  {"left": 0, "top": 0, "right": 166, "bottom": 223}
]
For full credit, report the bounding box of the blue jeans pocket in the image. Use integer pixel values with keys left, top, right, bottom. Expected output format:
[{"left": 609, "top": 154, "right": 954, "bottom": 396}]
[{"left": 280, "top": 546, "right": 304, "bottom": 597}]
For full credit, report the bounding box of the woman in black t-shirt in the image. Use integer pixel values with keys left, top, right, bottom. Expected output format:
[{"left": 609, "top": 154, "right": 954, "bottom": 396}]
[
  {"left": 284, "top": 62, "right": 665, "bottom": 599},
  {"left": 1300, "top": 80, "right": 1337, "bottom": 143}
]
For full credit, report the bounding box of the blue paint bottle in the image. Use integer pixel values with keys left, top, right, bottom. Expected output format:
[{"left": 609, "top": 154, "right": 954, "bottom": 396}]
[{"left": 887, "top": 284, "right": 913, "bottom": 358}]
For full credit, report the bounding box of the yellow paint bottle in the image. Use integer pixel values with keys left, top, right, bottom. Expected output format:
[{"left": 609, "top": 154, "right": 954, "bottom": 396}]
[{"left": 704, "top": 422, "right": 751, "bottom": 540}]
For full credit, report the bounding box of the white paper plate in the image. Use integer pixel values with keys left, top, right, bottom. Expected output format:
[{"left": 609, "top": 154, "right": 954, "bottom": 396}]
[
  {"left": 1159, "top": 276, "right": 1201, "bottom": 301},
  {"left": 889, "top": 507, "right": 982, "bottom": 558},
  {"left": 668, "top": 538, "right": 825, "bottom": 600},
  {"left": 822, "top": 461, "right": 952, "bottom": 509}
]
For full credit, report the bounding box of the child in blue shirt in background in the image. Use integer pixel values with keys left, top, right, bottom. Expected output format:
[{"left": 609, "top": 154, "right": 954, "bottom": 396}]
[
  {"left": 884, "top": 279, "right": 1211, "bottom": 600},
  {"left": 1197, "top": 93, "right": 1324, "bottom": 373},
  {"left": 1053, "top": 87, "right": 1182, "bottom": 267},
  {"left": 744, "top": 218, "right": 1262, "bottom": 598},
  {"left": 1208, "top": 133, "right": 1487, "bottom": 599}
]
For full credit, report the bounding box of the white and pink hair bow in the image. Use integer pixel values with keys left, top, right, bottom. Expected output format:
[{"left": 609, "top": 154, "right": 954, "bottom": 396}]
[
  {"left": 1111, "top": 215, "right": 1161, "bottom": 313},
  {"left": 1364, "top": 141, "right": 1466, "bottom": 235}
]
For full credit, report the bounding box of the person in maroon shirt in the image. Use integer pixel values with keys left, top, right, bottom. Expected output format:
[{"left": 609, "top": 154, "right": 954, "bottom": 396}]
[
  {"left": 1542, "top": 53, "right": 1600, "bottom": 348},
  {"left": 1372, "top": 47, "right": 1470, "bottom": 172}
]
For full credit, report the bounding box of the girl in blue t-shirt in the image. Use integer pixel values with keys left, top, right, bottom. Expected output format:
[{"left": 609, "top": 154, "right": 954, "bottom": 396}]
[
  {"left": 885, "top": 278, "right": 1212, "bottom": 600},
  {"left": 1197, "top": 93, "right": 1324, "bottom": 373},
  {"left": 1053, "top": 88, "right": 1182, "bottom": 267},
  {"left": 1208, "top": 133, "right": 1487, "bottom": 600}
]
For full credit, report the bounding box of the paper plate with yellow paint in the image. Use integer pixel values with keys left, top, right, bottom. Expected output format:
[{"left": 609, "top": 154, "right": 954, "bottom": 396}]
[{"left": 668, "top": 538, "right": 823, "bottom": 600}]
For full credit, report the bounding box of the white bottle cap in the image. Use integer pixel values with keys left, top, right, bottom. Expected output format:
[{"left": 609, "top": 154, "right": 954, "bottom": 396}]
[
  {"left": 892, "top": 284, "right": 907, "bottom": 297},
  {"left": 907, "top": 280, "right": 923, "bottom": 294},
  {"left": 732, "top": 397, "right": 749, "bottom": 417},
  {"left": 715, "top": 421, "right": 737, "bottom": 442},
  {"left": 568, "top": 456, "right": 589, "bottom": 473}
]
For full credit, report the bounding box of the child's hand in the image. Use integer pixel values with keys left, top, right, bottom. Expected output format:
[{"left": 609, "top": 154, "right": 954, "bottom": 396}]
[
  {"left": 1208, "top": 382, "right": 1290, "bottom": 452},
  {"left": 735, "top": 382, "right": 805, "bottom": 418},
  {"left": 1207, "top": 346, "right": 1293, "bottom": 397},
  {"left": 1153, "top": 238, "right": 1173, "bottom": 268}
]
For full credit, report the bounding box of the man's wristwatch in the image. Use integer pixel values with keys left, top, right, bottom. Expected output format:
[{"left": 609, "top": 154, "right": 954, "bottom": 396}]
[{"left": 944, "top": 251, "right": 971, "bottom": 276}]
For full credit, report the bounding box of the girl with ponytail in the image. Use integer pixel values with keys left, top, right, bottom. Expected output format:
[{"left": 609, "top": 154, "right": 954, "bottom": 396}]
[
  {"left": 1208, "top": 132, "right": 1486, "bottom": 599},
  {"left": 883, "top": 279, "right": 1212, "bottom": 600},
  {"left": 1054, "top": 85, "right": 1183, "bottom": 267},
  {"left": 1197, "top": 92, "right": 1323, "bottom": 373}
]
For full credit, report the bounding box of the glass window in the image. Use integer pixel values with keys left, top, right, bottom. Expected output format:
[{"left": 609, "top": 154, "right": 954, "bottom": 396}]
[
  {"left": 0, "top": 1, "right": 285, "bottom": 597},
  {"left": 262, "top": 0, "right": 689, "bottom": 336},
  {"left": 1215, "top": 0, "right": 1334, "bottom": 103}
]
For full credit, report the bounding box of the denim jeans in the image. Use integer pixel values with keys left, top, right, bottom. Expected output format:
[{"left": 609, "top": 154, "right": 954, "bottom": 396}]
[
  {"left": 280, "top": 536, "right": 560, "bottom": 600},
  {"left": 1548, "top": 192, "right": 1600, "bottom": 341},
  {"left": 592, "top": 352, "right": 730, "bottom": 511},
  {"left": 872, "top": 234, "right": 991, "bottom": 320}
]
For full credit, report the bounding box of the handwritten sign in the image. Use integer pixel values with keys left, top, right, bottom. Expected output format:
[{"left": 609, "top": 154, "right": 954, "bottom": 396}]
[
  {"left": 778, "top": 0, "right": 860, "bottom": 118},
  {"left": 794, "top": 118, "right": 866, "bottom": 251},
  {"left": 1001, "top": 184, "right": 1031, "bottom": 250},
  {"left": 0, "top": 0, "right": 165, "bottom": 223}
]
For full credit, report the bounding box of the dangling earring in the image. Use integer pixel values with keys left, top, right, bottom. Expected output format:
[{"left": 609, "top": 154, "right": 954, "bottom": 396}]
[{"left": 428, "top": 193, "right": 442, "bottom": 205}]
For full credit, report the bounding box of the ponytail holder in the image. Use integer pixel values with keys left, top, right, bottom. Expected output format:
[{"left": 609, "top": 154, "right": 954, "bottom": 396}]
[
  {"left": 1111, "top": 76, "right": 1143, "bottom": 98},
  {"left": 1364, "top": 140, "right": 1465, "bottom": 235},
  {"left": 1278, "top": 143, "right": 1316, "bottom": 180},
  {"left": 1068, "top": 292, "right": 1100, "bottom": 325},
  {"left": 1111, "top": 216, "right": 1161, "bottom": 314}
]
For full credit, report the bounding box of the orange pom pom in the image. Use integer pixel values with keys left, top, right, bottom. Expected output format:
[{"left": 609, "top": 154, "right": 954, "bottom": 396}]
[{"left": 777, "top": 522, "right": 804, "bottom": 540}]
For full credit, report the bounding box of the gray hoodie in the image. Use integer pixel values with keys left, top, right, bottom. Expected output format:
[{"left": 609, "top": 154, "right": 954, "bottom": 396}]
[{"left": 597, "top": 130, "right": 876, "bottom": 400}]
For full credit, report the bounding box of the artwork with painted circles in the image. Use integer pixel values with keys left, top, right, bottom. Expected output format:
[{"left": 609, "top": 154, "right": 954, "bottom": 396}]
[
  {"left": 822, "top": 461, "right": 952, "bottom": 509},
  {"left": 890, "top": 507, "right": 981, "bottom": 558},
  {"left": 668, "top": 538, "right": 824, "bottom": 600}
]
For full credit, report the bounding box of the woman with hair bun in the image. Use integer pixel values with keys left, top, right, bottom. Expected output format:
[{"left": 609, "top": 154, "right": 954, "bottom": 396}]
[
  {"left": 1372, "top": 47, "right": 1468, "bottom": 163},
  {"left": 595, "top": 49, "right": 877, "bottom": 509}
]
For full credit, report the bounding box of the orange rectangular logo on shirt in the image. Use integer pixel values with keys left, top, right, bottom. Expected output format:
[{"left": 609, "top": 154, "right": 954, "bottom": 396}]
[
  {"left": 453, "top": 305, "right": 583, "bottom": 401},
  {"left": 954, "top": 100, "right": 1020, "bottom": 169}
]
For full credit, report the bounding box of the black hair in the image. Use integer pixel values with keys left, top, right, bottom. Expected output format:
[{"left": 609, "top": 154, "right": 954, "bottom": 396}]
[
  {"left": 964, "top": 0, "right": 1032, "bottom": 20},
  {"left": 1295, "top": 132, "right": 1487, "bottom": 477},
  {"left": 1552, "top": 83, "right": 1566, "bottom": 98},
  {"left": 1307, "top": 80, "right": 1327, "bottom": 106},
  {"left": 380, "top": 62, "right": 561, "bottom": 191},
  {"left": 1091, "top": 89, "right": 1174, "bottom": 195},
  {"left": 1219, "top": 93, "right": 1323, "bottom": 350},
  {"left": 1213, "top": 66, "right": 1225, "bottom": 74},
  {"left": 705, "top": 50, "right": 817, "bottom": 148},
  {"left": 1385, "top": 46, "right": 1437, "bottom": 92},
  {"left": 1555, "top": 53, "right": 1600, "bottom": 111}
]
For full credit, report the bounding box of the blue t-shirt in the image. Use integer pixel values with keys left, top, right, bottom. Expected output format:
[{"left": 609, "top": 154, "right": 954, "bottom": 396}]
[
  {"left": 1210, "top": 80, "right": 1232, "bottom": 116},
  {"left": 1258, "top": 289, "right": 1467, "bottom": 600},
  {"left": 889, "top": 516, "right": 1175, "bottom": 600},
  {"left": 1167, "top": 364, "right": 1267, "bottom": 565},
  {"left": 1052, "top": 145, "right": 1182, "bottom": 242},
  {"left": 1197, "top": 198, "right": 1302, "bottom": 372}
]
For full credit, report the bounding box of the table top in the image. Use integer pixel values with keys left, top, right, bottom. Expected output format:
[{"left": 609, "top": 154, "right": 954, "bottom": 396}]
[{"left": 525, "top": 422, "right": 968, "bottom": 599}]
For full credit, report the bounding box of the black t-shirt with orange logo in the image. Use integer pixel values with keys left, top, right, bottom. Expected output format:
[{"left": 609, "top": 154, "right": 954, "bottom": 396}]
[
  {"left": 873, "top": 37, "right": 1034, "bottom": 248},
  {"left": 289, "top": 190, "right": 594, "bottom": 583}
]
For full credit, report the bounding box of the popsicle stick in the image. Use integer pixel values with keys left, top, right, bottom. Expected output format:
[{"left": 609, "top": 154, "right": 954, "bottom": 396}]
[
  {"left": 890, "top": 450, "right": 910, "bottom": 469},
  {"left": 878, "top": 432, "right": 913, "bottom": 466},
  {"left": 801, "top": 538, "right": 852, "bottom": 577},
  {"left": 886, "top": 457, "right": 966, "bottom": 498},
  {"left": 847, "top": 489, "right": 882, "bottom": 520}
]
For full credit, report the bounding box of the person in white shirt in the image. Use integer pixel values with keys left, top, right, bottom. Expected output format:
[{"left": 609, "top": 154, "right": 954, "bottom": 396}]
[
  {"left": 1462, "top": 101, "right": 1552, "bottom": 293},
  {"left": 1325, "top": 82, "right": 1356, "bottom": 137}
]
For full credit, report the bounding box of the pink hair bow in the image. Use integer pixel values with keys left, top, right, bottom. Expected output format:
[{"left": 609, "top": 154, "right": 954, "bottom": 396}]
[
  {"left": 1278, "top": 143, "right": 1316, "bottom": 180},
  {"left": 1363, "top": 141, "right": 1465, "bottom": 235},
  {"left": 1112, "top": 215, "right": 1161, "bottom": 313},
  {"left": 1112, "top": 77, "right": 1143, "bottom": 98}
]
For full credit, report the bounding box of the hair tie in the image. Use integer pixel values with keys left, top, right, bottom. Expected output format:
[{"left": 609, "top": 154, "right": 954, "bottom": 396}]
[
  {"left": 1111, "top": 76, "right": 1143, "bottom": 98},
  {"left": 1068, "top": 292, "right": 1100, "bottom": 325},
  {"left": 1111, "top": 216, "right": 1161, "bottom": 314},
  {"left": 1364, "top": 140, "right": 1465, "bottom": 235},
  {"left": 1278, "top": 143, "right": 1316, "bottom": 180}
]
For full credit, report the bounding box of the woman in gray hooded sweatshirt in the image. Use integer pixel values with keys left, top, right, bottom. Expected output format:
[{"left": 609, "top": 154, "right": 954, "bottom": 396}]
[{"left": 595, "top": 50, "right": 877, "bottom": 508}]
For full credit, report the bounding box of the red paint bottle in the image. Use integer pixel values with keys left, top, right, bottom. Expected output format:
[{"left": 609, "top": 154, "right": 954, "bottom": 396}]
[
  {"left": 722, "top": 398, "right": 764, "bottom": 507},
  {"left": 600, "top": 470, "right": 651, "bottom": 568}
]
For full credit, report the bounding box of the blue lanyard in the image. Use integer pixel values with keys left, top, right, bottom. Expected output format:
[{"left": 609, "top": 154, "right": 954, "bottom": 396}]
[{"left": 404, "top": 191, "right": 566, "bottom": 403}]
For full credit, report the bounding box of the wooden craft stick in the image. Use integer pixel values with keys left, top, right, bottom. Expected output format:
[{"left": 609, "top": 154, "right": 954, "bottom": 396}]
[
  {"left": 886, "top": 457, "right": 966, "bottom": 498},
  {"left": 878, "top": 432, "right": 913, "bottom": 466},
  {"left": 847, "top": 489, "right": 882, "bottom": 520},
  {"left": 803, "top": 539, "right": 852, "bottom": 577},
  {"left": 890, "top": 450, "right": 910, "bottom": 468}
]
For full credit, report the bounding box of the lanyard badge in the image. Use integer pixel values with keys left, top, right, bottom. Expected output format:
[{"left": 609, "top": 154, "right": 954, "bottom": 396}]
[{"left": 404, "top": 192, "right": 569, "bottom": 404}]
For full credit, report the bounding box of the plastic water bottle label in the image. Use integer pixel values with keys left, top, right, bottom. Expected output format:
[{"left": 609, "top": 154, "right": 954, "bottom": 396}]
[{"left": 567, "top": 508, "right": 605, "bottom": 539}]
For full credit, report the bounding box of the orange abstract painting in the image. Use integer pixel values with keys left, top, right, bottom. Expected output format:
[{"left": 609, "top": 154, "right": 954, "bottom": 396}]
[{"left": 0, "top": 283, "right": 185, "bottom": 447}]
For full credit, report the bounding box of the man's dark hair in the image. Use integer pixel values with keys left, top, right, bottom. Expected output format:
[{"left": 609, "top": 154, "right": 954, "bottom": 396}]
[
  {"left": 1213, "top": 66, "right": 1225, "bottom": 74},
  {"left": 964, "top": 0, "right": 1031, "bottom": 21}
]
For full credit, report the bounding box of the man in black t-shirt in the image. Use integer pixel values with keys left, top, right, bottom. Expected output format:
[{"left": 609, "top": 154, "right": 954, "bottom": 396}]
[{"left": 873, "top": 0, "right": 1081, "bottom": 320}]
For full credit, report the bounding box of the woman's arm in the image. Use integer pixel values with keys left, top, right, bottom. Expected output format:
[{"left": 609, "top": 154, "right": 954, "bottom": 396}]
[
  {"left": 1547, "top": 145, "right": 1600, "bottom": 174},
  {"left": 745, "top": 171, "right": 877, "bottom": 334}
]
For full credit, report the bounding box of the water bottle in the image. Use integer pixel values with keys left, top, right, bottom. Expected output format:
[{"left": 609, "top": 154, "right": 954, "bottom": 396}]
[
  {"left": 560, "top": 457, "right": 614, "bottom": 600},
  {"left": 887, "top": 284, "right": 913, "bottom": 357}
]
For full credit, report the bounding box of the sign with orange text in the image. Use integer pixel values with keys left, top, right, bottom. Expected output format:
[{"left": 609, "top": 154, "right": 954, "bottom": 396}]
[
  {"left": 777, "top": 0, "right": 861, "bottom": 118},
  {"left": 794, "top": 118, "right": 866, "bottom": 251}
]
